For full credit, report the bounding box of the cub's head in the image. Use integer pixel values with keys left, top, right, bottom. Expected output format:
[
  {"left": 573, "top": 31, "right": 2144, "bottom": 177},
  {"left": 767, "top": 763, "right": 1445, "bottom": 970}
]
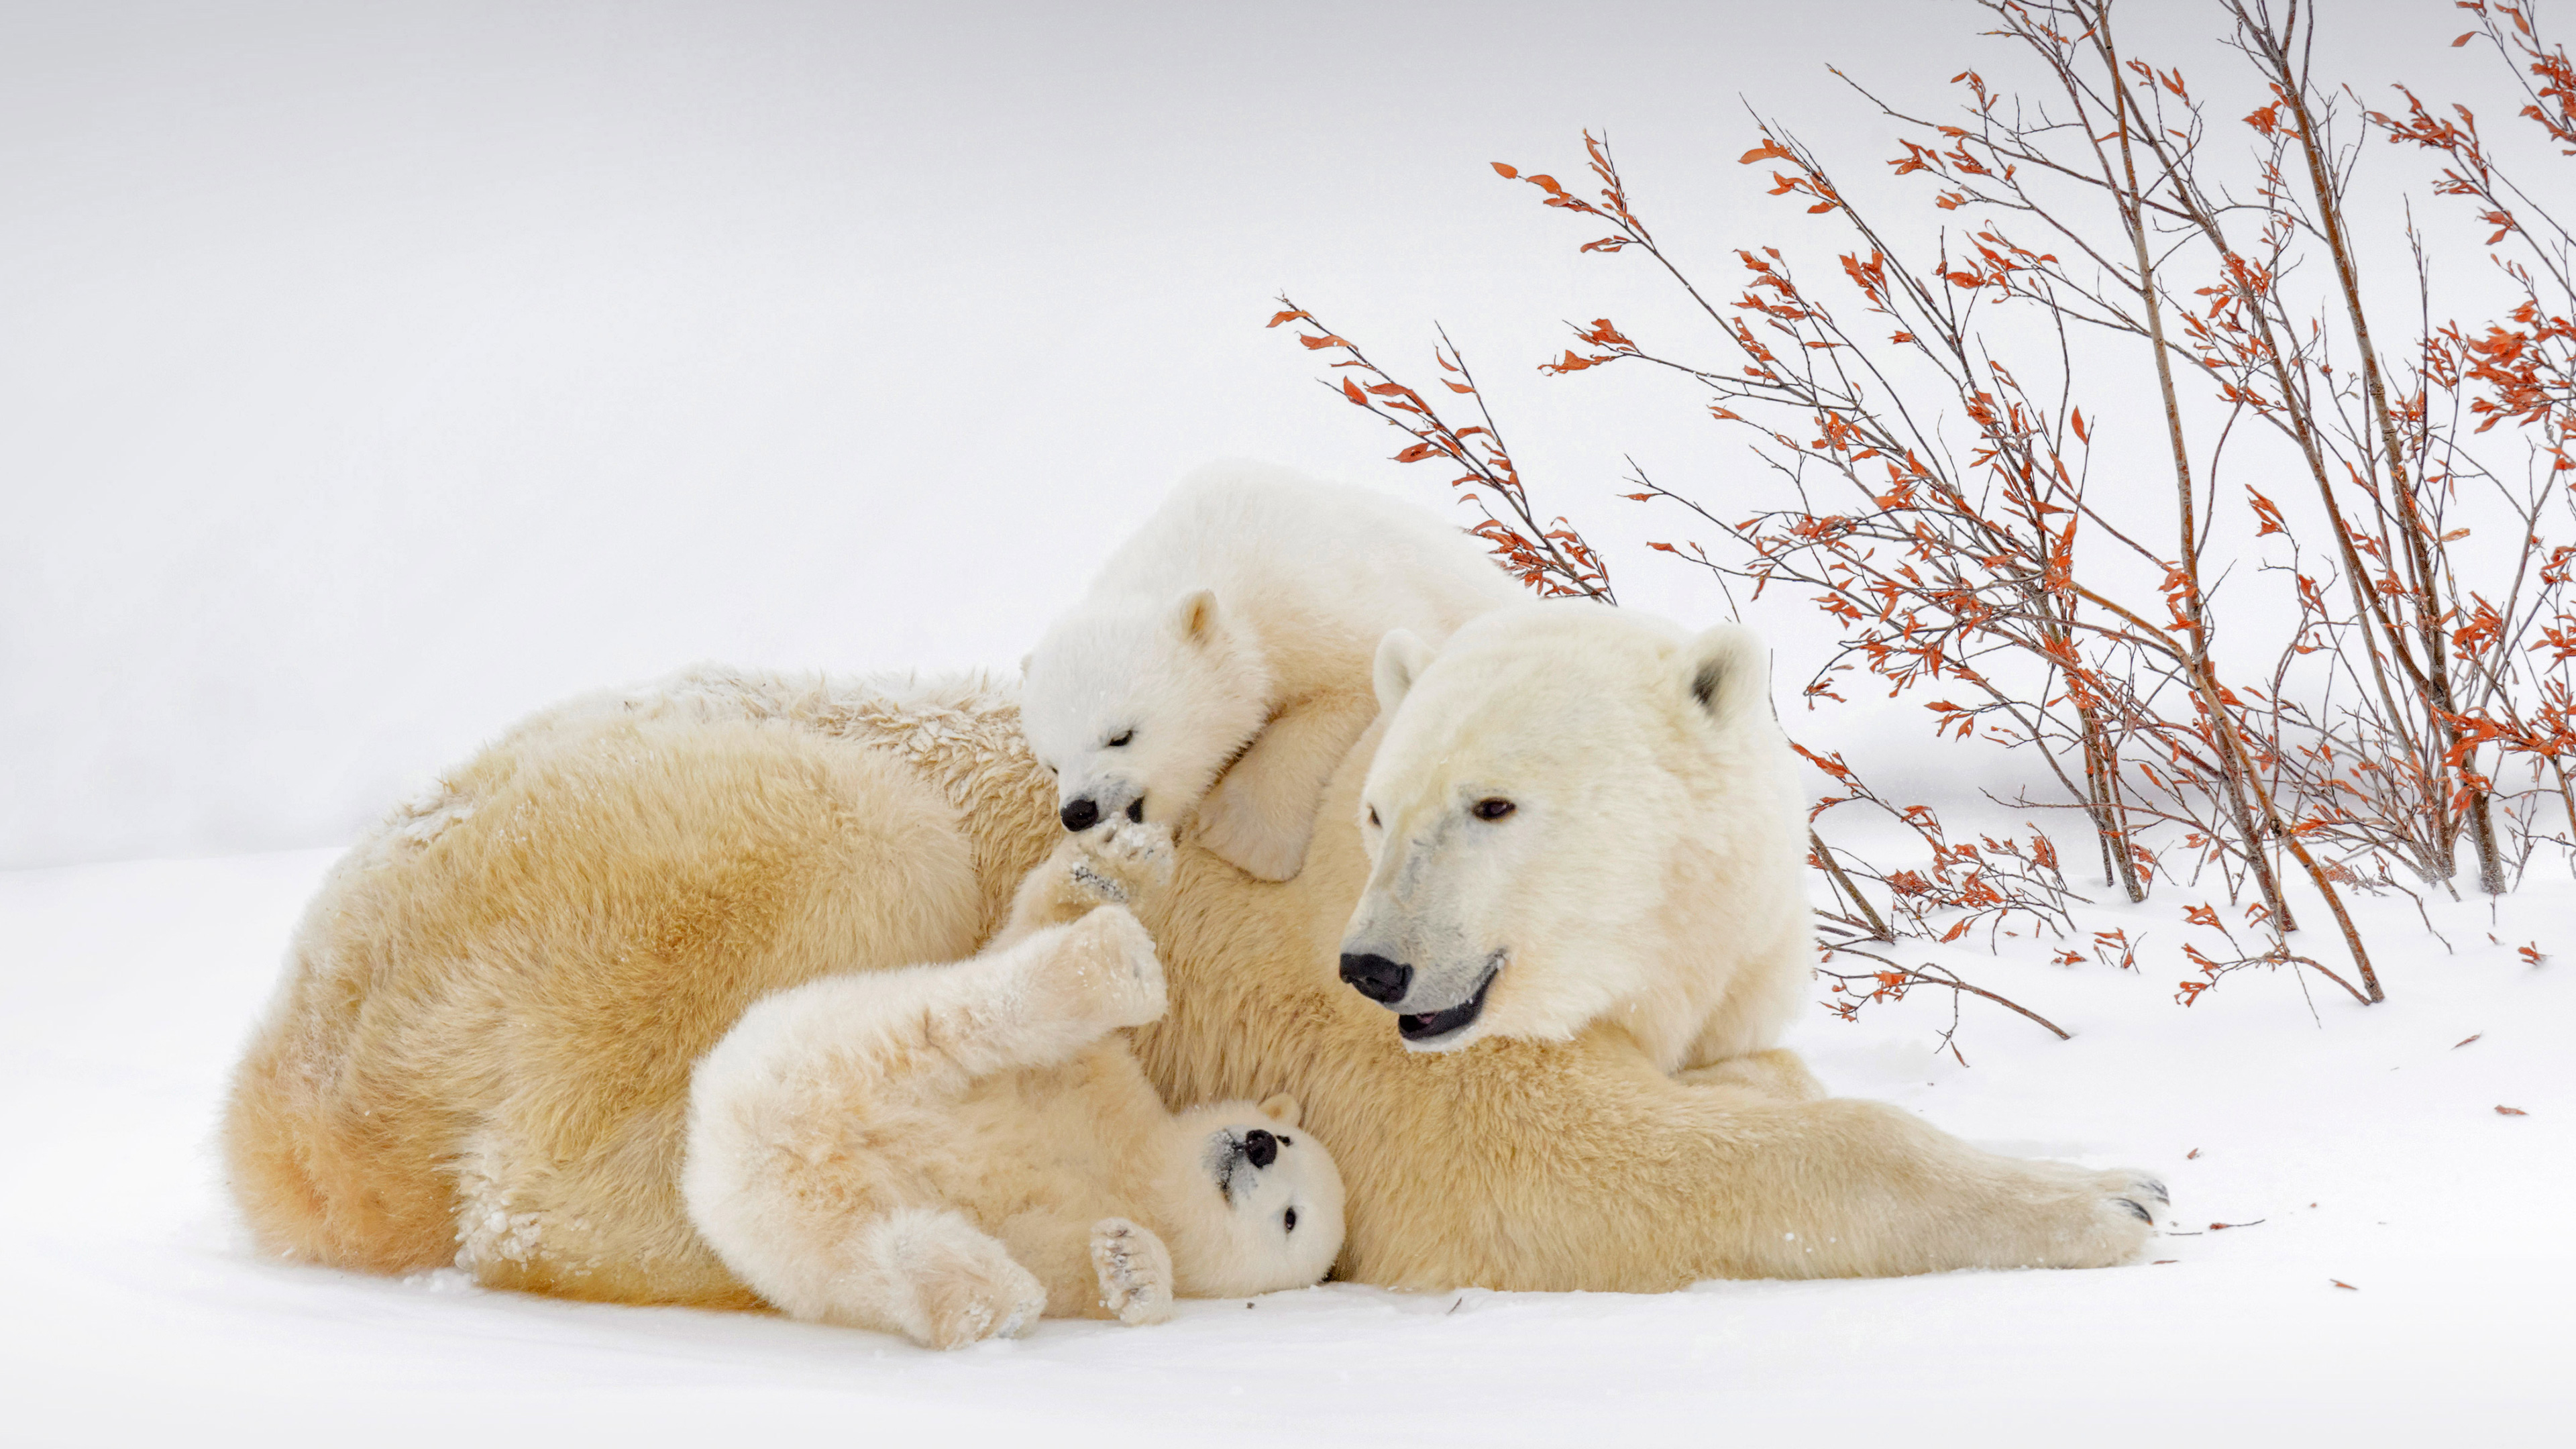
[
  {"left": 1021, "top": 588, "right": 1273, "bottom": 836},
  {"left": 1157, "top": 1095, "right": 1344, "bottom": 1297},
  {"left": 1338, "top": 602, "right": 1803, "bottom": 1053}
]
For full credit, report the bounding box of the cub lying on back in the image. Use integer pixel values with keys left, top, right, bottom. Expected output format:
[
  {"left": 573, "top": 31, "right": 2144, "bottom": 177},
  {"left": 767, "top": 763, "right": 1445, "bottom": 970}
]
[
  {"left": 1020, "top": 459, "right": 1524, "bottom": 881},
  {"left": 682, "top": 820, "right": 1346, "bottom": 1349}
]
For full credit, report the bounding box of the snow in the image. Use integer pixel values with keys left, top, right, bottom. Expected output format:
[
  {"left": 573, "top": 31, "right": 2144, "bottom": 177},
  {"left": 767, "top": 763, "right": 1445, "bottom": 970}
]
[
  {"left": 5, "top": 847, "right": 2567, "bottom": 1446},
  {"left": 7, "top": 2, "right": 2573, "bottom": 1442}
]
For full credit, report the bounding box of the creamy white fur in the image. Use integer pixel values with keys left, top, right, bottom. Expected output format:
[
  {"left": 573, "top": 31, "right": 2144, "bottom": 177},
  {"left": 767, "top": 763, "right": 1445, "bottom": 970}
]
[
  {"left": 1346, "top": 602, "right": 1812, "bottom": 1070},
  {"left": 1020, "top": 460, "right": 1523, "bottom": 881},
  {"left": 681, "top": 827, "right": 1344, "bottom": 1348}
]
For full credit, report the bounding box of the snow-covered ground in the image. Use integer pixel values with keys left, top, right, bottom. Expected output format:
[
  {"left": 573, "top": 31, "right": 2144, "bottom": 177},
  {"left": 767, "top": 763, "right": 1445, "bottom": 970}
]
[
  {"left": 5, "top": 845, "right": 2566, "bottom": 1446},
  {"left": 7, "top": 3, "right": 2571, "bottom": 1443}
]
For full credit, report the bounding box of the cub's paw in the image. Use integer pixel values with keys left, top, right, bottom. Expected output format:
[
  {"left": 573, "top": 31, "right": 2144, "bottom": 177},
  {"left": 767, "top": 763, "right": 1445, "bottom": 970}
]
[
  {"left": 1090, "top": 1218, "right": 1176, "bottom": 1326},
  {"left": 1067, "top": 818, "right": 1177, "bottom": 904},
  {"left": 886, "top": 1225, "right": 1048, "bottom": 1350},
  {"left": 1033, "top": 906, "right": 1169, "bottom": 1030}
]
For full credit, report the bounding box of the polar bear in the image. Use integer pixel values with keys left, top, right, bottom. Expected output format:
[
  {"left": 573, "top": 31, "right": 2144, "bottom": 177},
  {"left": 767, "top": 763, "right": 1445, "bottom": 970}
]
[
  {"left": 1338, "top": 603, "right": 1809, "bottom": 1076},
  {"left": 1020, "top": 460, "right": 1523, "bottom": 881},
  {"left": 225, "top": 661, "right": 2166, "bottom": 1313},
  {"left": 683, "top": 822, "right": 1344, "bottom": 1348}
]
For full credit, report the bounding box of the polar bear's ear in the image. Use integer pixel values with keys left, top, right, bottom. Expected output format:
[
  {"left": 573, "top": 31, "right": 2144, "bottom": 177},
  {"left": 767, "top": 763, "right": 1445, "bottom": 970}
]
[
  {"left": 1018, "top": 651, "right": 1034, "bottom": 677},
  {"left": 1373, "top": 629, "right": 1437, "bottom": 714},
  {"left": 1678, "top": 623, "right": 1771, "bottom": 731},
  {"left": 1258, "top": 1093, "right": 1303, "bottom": 1128},
  {"left": 1167, "top": 588, "right": 1223, "bottom": 646}
]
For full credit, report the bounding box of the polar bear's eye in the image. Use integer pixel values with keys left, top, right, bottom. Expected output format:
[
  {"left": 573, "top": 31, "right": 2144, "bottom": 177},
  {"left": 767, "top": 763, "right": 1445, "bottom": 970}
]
[
  {"left": 1106, "top": 730, "right": 1134, "bottom": 747},
  {"left": 1284, "top": 1207, "right": 1299, "bottom": 1234},
  {"left": 1366, "top": 807, "right": 1380, "bottom": 829},
  {"left": 1472, "top": 798, "right": 1517, "bottom": 821}
]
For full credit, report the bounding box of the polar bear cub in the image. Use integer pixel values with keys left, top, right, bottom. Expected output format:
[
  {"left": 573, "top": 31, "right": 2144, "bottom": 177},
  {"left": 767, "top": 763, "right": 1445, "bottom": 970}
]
[
  {"left": 1020, "top": 459, "right": 1525, "bottom": 881},
  {"left": 683, "top": 822, "right": 1345, "bottom": 1348}
]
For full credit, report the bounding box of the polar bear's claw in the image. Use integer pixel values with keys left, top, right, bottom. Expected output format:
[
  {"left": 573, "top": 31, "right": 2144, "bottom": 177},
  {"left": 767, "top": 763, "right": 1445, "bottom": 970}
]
[
  {"left": 1079, "top": 820, "right": 1177, "bottom": 895},
  {"left": 2061, "top": 1167, "right": 2171, "bottom": 1265},
  {"left": 1090, "top": 1217, "right": 1176, "bottom": 1326}
]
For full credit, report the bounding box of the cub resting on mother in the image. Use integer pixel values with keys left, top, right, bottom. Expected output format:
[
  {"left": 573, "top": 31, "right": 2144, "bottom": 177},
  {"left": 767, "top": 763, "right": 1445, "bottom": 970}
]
[{"left": 224, "top": 606, "right": 2164, "bottom": 1316}]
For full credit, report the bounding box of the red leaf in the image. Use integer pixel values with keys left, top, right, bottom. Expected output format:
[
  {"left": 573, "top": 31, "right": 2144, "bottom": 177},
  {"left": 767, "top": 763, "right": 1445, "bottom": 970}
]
[
  {"left": 2453, "top": 32, "right": 2475, "bottom": 46},
  {"left": 1491, "top": 162, "right": 1519, "bottom": 179},
  {"left": 2496, "top": 1105, "right": 2529, "bottom": 1116},
  {"left": 1739, "top": 139, "right": 1795, "bottom": 164},
  {"left": 1265, "top": 309, "right": 1311, "bottom": 329}
]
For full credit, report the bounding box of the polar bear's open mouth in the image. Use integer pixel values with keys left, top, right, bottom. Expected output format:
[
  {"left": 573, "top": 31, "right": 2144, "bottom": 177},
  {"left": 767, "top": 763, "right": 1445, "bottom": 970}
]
[{"left": 1396, "top": 959, "right": 1499, "bottom": 1046}]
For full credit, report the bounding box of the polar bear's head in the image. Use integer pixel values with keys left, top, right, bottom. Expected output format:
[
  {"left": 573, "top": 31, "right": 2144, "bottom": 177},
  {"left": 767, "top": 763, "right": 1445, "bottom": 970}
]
[
  {"left": 1155, "top": 1094, "right": 1344, "bottom": 1297},
  {"left": 1338, "top": 602, "right": 1806, "bottom": 1056},
  {"left": 1021, "top": 589, "right": 1273, "bottom": 837}
]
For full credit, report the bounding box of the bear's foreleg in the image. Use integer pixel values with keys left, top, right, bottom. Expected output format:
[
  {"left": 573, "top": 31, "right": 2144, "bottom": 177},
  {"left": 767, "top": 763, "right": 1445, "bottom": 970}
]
[
  {"left": 995, "top": 818, "right": 1177, "bottom": 945},
  {"left": 1191, "top": 686, "right": 1379, "bottom": 882},
  {"left": 983, "top": 1210, "right": 1177, "bottom": 1325},
  {"left": 1506, "top": 1068, "right": 2171, "bottom": 1284},
  {"left": 1087, "top": 1217, "right": 1177, "bottom": 1325}
]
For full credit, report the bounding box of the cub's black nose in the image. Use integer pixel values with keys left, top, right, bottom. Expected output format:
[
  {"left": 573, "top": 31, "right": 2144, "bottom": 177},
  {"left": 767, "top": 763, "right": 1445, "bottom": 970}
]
[
  {"left": 1124, "top": 798, "right": 1144, "bottom": 823},
  {"left": 1060, "top": 798, "right": 1100, "bottom": 832},
  {"left": 1242, "top": 1130, "right": 1279, "bottom": 1168},
  {"left": 1339, "top": 952, "right": 1412, "bottom": 1005}
]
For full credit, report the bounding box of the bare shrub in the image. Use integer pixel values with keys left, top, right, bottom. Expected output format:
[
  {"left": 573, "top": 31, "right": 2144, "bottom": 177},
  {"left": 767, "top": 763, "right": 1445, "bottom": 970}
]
[{"left": 1277, "top": 0, "right": 2576, "bottom": 1038}]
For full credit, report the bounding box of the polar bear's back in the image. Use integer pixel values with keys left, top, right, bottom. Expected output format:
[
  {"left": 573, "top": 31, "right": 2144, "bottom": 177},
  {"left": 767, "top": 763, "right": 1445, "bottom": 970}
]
[{"left": 1095, "top": 461, "right": 1525, "bottom": 655}]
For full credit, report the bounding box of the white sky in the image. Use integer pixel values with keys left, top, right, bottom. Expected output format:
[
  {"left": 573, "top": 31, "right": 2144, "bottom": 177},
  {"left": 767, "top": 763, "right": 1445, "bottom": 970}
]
[{"left": 0, "top": 0, "right": 2522, "bottom": 867}]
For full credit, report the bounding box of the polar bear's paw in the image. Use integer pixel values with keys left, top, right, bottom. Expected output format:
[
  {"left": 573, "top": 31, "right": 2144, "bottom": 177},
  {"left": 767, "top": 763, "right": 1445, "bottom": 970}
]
[
  {"left": 1090, "top": 1217, "right": 1176, "bottom": 1326},
  {"left": 887, "top": 1226, "right": 1049, "bottom": 1350},
  {"left": 1032, "top": 906, "right": 1169, "bottom": 1031},
  {"left": 1067, "top": 818, "right": 1177, "bottom": 904},
  {"left": 2102, "top": 1169, "right": 2171, "bottom": 1230},
  {"left": 2055, "top": 1168, "right": 2169, "bottom": 1268}
]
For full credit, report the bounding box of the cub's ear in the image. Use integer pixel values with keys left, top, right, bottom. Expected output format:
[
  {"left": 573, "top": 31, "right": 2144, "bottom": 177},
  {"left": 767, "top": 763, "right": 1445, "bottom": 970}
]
[
  {"left": 1167, "top": 588, "right": 1222, "bottom": 645},
  {"left": 1018, "top": 651, "right": 1034, "bottom": 677},
  {"left": 1676, "top": 623, "right": 1771, "bottom": 731},
  {"left": 1373, "top": 629, "right": 1437, "bottom": 715},
  {"left": 1258, "top": 1093, "right": 1303, "bottom": 1129}
]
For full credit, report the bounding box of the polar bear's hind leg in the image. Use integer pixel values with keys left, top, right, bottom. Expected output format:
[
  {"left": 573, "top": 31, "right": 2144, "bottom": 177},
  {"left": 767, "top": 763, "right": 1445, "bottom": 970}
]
[{"left": 863, "top": 1208, "right": 1049, "bottom": 1348}]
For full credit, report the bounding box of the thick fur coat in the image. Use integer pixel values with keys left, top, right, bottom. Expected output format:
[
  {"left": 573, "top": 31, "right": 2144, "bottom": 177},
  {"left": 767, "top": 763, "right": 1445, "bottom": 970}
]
[
  {"left": 1019, "top": 460, "right": 1525, "bottom": 881},
  {"left": 227, "top": 662, "right": 2164, "bottom": 1307},
  {"left": 1342, "top": 603, "right": 1813, "bottom": 1071},
  {"left": 682, "top": 822, "right": 1344, "bottom": 1348}
]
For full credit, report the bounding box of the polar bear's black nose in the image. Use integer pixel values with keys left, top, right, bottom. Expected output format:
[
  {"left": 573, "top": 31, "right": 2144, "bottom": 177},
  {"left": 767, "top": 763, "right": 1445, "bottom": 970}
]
[
  {"left": 1060, "top": 798, "right": 1100, "bottom": 832},
  {"left": 1339, "top": 953, "right": 1411, "bottom": 1004},
  {"left": 1241, "top": 1130, "right": 1279, "bottom": 1168}
]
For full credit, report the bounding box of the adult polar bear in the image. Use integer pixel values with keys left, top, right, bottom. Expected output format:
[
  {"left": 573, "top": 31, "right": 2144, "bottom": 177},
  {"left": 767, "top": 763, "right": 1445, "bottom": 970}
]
[{"left": 226, "top": 622, "right": 2162, "bottom": 1305}]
